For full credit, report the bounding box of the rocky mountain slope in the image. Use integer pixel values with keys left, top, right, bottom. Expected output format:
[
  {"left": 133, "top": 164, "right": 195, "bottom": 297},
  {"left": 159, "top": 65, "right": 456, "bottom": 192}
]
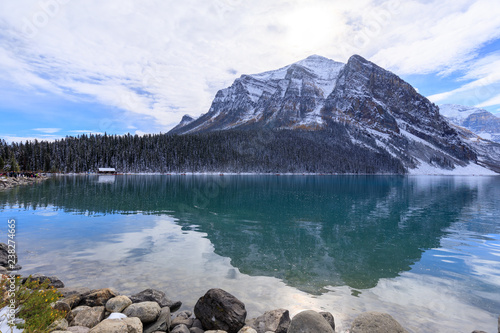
[
  {"left": 170, "top": 55, "right": 498, "bottom": 174},
  {"left": 439, "top": 104, "right": 500, "bottom": 143}
]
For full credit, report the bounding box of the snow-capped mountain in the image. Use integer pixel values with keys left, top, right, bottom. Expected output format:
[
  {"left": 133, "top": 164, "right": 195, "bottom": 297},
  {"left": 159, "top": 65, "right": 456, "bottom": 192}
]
[
  {"left": 170, "top": 55, "right": 500, "bottom": 174},
  {"left": 439, "top": 104, "right": 500, "bottom": 143}
]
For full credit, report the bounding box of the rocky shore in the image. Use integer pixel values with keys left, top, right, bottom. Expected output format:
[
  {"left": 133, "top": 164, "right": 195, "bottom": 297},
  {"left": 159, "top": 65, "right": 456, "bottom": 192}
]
[
  {"left": 2, "top": 272, "right": 499, "bottom": 333},
  {"left": 0, "top": 174, "right": 48, "bottom": 190}
]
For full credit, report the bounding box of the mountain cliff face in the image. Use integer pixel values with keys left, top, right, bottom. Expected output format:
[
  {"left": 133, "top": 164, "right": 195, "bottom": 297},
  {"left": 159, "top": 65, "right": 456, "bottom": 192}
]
[
  {"left": 170, "top": 55, "right": 498, "bottom": 174},
  {"left": 439, "top": 104, "right": 500, "bottom": 143}
]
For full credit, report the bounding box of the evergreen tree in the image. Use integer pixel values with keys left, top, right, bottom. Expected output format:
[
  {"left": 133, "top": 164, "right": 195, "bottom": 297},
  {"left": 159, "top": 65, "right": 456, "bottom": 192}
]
[
  {"left": 0, "top": 156, "right": 4, "bottom": 171},
  {"left": 9, "top": 156, "right": 20, "bottom": 172}
]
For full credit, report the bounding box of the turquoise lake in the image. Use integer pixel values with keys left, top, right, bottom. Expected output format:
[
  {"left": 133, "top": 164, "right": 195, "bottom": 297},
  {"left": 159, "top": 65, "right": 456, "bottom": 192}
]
[{"left": 1, "top": 175, "right": 499, "bottom": 332}]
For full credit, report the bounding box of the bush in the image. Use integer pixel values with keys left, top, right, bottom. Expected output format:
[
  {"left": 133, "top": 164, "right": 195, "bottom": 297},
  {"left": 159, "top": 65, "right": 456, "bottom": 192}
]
[{"left": 0, "top": 275, "right": 67, "bottom": 333}]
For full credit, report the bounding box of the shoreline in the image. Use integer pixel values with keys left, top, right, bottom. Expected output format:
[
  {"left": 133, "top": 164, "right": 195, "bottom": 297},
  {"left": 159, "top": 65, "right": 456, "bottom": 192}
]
[
  {"left": 0, "top": 174, "right": 48, "bottom": 190},
  {"left": 2, "top": 272, "right": 499, "bottom": 333}
]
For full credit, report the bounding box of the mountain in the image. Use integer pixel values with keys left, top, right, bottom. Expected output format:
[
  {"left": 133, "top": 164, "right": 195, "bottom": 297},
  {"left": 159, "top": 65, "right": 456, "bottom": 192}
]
[
  {"left": 170, "top": 55, "right": 499, "bottom": 174},
  {"left": 439, "top": 104, "right": 500, "bottom": 143}
]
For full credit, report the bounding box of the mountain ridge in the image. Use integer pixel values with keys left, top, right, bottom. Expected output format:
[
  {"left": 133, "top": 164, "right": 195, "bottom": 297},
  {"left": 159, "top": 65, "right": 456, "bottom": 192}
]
[{"left": 170, "top": 55, "right": 499, "bottom": 174}]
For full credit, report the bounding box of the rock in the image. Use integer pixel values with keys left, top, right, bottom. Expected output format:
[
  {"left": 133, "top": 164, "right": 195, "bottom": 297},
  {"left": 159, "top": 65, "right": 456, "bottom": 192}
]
[
  {"left": 144, "top": 306, "right": 171, "bottom": 333},
  {"left": 205, "top": 331, "right": 228, "bottom": 333},
  {"left": 53, "top": 300, "right": 71, "bottom": 313},
  {"left": 0, "top": 266, "right": 8, "bottom": 274},
  {"left": 472, "top": 331, "right": 487, "bottom": 333},
  {"left": 130, "top": 288, "right": 182, "bottom": 311},
  {"left": 81, "top": 288, "right": 119, "bottom": 307},
  {"left": 238, "top": 326, "right": 257, "bottom": 333},
  {"left": 48, "top": 318, "right": 69, "bottom": 331},
  {"left": 319, "top": 312, "right": 335, "bottom": 331},
  {"left": 71, "top": 306, "right": 105, "bottom": 328},
  {"left": 67, "top": 327, "right": 90, "bottom": 333},
  {"left": 192, "top": 319, "right": 203, "bottom": 329},
  {"left": 53, "top": 300, "right": 74, "bottom": 322},
  {"left": 106, "top": 295, "right": 132, "bottom": 313},
  {"left": 0, "top": 243, "right": 17, "bottom": 268},
  {"left": 72, "top": 305, "right": 92, "bottom": 317},
  {"left": 123, "top": 301, "right": 161, "bottom": 323},
  {"left": 172, "top": 316, "right": 194, "bottom": 329},
  {"left": 190, "top": 328, "right": 205, "bottom": 333},
  {"left": 177, "top": 310, "right": 193, "bottom": 319},
  {"left": 51, "top": 331, "right": 72, "bottom": 333},
  {"left": 350, "top": 312, "right": 408, "bottom": 333},
  {"left": 59, "top": 287, "right": 92, "bottom": 298},
  {"left": 288, "top": 310, "right": 334, "bottom": 333},
  {"left": 194, "top": 288, "right": 247, "bottom": 333},
  {"left": 498, "top": 315, "right": 500, "bottom": 333},
  {"left": 250, "top": 309, "right": 290, "bottom": 333},
  {"left": 88, "top": 317, "right": 142, "bottom": 333},
  {"left": 61, "top": 295, "right": 85, "bottom": 309},
  {"left": 22, "top": 273, "right": 64, "bottom": 288},
  {"left": 172, "top": 324, "right": 190, "bottom": 333}
]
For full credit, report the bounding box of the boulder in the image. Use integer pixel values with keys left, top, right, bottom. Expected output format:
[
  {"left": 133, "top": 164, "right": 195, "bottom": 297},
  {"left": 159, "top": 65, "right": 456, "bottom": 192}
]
[
  {"left": 70, "top": 306, "right": 105, "bottom": 328},
  {"left": 498, "top": 315, "right": 499, "bottom": 333},
  {"left": 88, "top": 317, "right": 142, "bottom": 333},
  {"left": 319, "top": 312, "right": 335, "bottom": 331},
  {"left": 238, "top": 326, "right": 257, "bottom": 333},
  {"left": 472, "top": 331, "right": 487, "bottom": 333},
  {"left": 194, "top": 288, "right": 246, "bottom": 333},
  {"left": 190, "top": 328, "right": 205, "bottom": 333},
  {"left": 250, "top": 309, "right": 290, "bottom": 333},
  {"left": 54, "top": 300, "right": 74, "bottom": 322},
  {"left": 0, "top": 243, "right": 17, "bottom": 268},
  {"left": 71, "top": 306, "right": 92, "bottom": 317},
  {"left": 130, "top": 288, "right": 182, "bottom": 311},
  {"left": 172, "top": 324, "right": 190, "bottom": 333},
  {"left": 123, "top": 301, "right": 161, "bottom": 323},
  {"left": 205, "top": 331, "right": 228, "bottom": 333},
  {"left": 59, "top": 287, "right": 92, "bottom": 298},
  {"left": 350, "top": 312, "right": 408, "bottom": 333},
  {"left": 22, "top": 273, "right": 64, "bottom": 288},
  {"left": 106, "top": 295, "right": 132, "bottom": 313},
  {"left": 172, "top": 316, "right": 194, "bottom": 329},
  {"left": 192, "top": 319, "right": 203, "bottom": 329},
  {"left": 143, "top": 306, "right": 171, "bottom": 333},
  {"left": 288, "top": 310, "right": 334, "bottom": 333},
  {"left": 61, "top": 295, "right": 85, "bottom": 309},
  {"left": 48, "top": 318, "right": 69, "bottom": 331},
  {"left": 67, "top": 327, "right": 90, "bottom": 333},
  {"left": 81, "top": 288, "right": 119, "bottom": 307}
]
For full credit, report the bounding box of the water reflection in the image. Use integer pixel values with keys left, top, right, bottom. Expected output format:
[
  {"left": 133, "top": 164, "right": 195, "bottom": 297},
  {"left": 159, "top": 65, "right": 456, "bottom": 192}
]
[
  {"left": 2, "top": 175, "right": 500, "bottom": 331},
  {"left": 1, "top": 175, "right": 496, "bottom": 295}
]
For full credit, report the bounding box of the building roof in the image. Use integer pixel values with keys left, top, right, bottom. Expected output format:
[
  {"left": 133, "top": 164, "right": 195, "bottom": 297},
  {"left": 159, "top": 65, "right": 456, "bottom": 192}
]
[{"left": 98, "top": 168, "right": 116, "bottom": 172}]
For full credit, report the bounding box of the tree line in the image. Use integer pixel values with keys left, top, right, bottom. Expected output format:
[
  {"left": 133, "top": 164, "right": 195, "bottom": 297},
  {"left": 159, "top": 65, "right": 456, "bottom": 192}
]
[{"left": 0, "top": 127, "right": 406, "bottom": 174}]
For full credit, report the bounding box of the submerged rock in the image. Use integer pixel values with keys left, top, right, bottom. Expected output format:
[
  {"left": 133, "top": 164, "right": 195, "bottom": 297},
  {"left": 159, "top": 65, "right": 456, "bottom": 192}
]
[
  {"left": 194, "top": 288, "right": 247, "bottom": 333},
  {"left": 350, "top": 312, "right": 408, "bottom": 333},
  {"left": 288, "top": 310, "right": 334, "bottom": 333}
]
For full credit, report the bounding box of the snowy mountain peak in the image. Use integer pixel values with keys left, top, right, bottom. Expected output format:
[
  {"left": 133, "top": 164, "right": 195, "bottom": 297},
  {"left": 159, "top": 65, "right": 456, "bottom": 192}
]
[
  {"left": 439, "top": 104, "right": 486, "bottom": 122},
  {"left": 440, "top": 104, "right": 500, "bottom": 143}
]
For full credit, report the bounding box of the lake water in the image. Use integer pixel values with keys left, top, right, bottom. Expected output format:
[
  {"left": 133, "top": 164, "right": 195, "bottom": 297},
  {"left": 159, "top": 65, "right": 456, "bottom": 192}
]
[{"left": 1, "top": 175, "right": 499, "bottom": 332}]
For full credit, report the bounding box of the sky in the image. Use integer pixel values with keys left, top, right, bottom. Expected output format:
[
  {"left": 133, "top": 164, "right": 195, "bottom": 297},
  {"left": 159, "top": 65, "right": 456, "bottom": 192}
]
[{"left": 1, "top": 0, "right": 500, "bottom": 143}]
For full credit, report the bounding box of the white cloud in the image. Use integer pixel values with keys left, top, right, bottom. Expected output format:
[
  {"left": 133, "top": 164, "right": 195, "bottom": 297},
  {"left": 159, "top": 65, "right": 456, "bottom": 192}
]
[
  {"left": 0, "top": 0, "right": 499, "bottom": 130},
  {"left": 33, "top": 128, "right": 61, "bottom": 134}
]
